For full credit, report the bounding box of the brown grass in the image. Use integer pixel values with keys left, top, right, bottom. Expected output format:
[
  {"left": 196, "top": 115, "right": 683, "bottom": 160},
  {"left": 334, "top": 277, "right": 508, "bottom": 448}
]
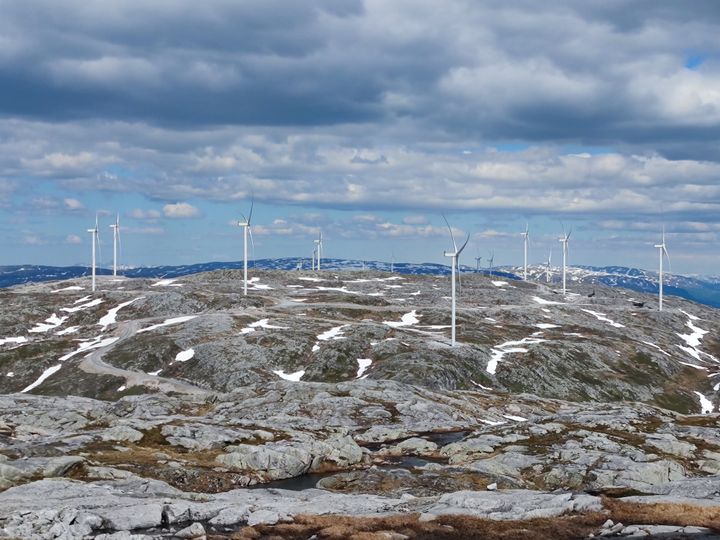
[
  {"left": 220, "top": 512, "right": 608, "bottom": 540},
  {"left": 603, "top": 498, "right": 720, "bottom": 530}
]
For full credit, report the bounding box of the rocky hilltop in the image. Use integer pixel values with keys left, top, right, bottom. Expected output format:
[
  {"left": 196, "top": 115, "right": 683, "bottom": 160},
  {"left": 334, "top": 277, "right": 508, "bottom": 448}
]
[{"left": 1, "top": 270, "right": 720, "bottom": 539}]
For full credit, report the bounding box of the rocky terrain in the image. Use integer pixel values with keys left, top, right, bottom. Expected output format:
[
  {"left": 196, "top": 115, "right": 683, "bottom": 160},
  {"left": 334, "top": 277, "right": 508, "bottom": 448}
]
[{"left": 1, "top": 270, "right": 720, "bottom": 539}]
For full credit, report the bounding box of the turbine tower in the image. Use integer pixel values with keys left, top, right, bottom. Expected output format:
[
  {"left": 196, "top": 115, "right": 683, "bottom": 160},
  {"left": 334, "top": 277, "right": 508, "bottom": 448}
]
[
  {"left": 559, "top": 228, "right": 571, "bottom": 295},
  {"left": 238, "top": 198, "right": 254, "bottom": 296},
  {"left": 522, "top": 223, "right": 529, "bottom": 280},
  {"left": 87, "top": 215, "right": 99, "bottom": 292},
  {"left": 654, "top": 228, "right": 671, "bottom": 311},
  {"left": 442, "top": 216, "right": 470, "bottom": 347},
  {"left": 488, "top": 251, "right": 494, "bottom": 276},
  {"left": 475, "top": 254, "right": 482, "bottom": 271},
  {"left": 109, "top": 213, "right": 120, "bottom": 277}
]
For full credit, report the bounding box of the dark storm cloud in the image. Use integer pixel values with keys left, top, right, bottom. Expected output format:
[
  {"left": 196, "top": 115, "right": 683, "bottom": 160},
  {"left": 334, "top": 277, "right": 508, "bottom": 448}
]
[{"left": 0, "top": 0, "right": 718, "bottom": 149}]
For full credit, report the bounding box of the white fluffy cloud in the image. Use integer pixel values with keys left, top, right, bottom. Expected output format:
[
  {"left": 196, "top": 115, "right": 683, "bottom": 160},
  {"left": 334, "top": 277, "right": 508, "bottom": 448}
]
[{"left": 162, "top": 202, "right": 201, "bottom": 219}]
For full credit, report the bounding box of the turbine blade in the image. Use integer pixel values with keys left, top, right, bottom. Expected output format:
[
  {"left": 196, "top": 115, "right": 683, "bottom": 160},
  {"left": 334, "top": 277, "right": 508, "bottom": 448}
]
[
  {"left": 248, "top": 226, "right": 256, "bottom": 265},
  {"left": 457, "top": 233, "right": 470, "bottom": 256},
  {"left": 247, "top": 197, "right": 254, "bottom": 225},
  {"left": 663, "top": 246, "right": 671, "bottom": 273},
  {"left": 442, "top": 214, "right": 457, "bottom": 252}
]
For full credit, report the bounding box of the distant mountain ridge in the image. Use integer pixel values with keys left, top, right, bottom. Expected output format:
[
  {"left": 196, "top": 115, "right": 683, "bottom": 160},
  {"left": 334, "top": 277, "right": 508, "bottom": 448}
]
[{"left": 2, "top": 259, "right": 720, "bottom": 309}]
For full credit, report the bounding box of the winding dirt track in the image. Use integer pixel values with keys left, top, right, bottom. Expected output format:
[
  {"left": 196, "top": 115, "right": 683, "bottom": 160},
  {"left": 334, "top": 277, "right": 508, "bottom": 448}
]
[{"left": 78, "top": 319, "right": 211, "bottom": 395}]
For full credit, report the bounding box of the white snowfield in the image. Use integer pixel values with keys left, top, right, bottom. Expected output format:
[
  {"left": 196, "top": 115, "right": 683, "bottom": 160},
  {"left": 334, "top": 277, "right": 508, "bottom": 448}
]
[
  {"left": 581, "top": 309, "right": 625, "bottom": 329},
  {"left": 297, "top": 277, "right": 322, "bottom": 282},
  {"left": 676, "top": 315, "right": 717, "bottom": 365},
  {"left": 383, "top": 310, "right": 420, "bottom": 328},
  {"left": 55, "top": 326, "right": 80, "bottom": 336},
  {"left": 273, "top": 369, "right": 305, "bottom": 381},
  {"left": 247, "top": 277, "right": 273, "bottom": 290},
  {"left": 29, "top": 314, "right": 68, "bottom": 333},
  {"left": 534, "top": 323, "right": 561, "bottom": 329},
  {"left": 492, "top": 281, "right": 508, "bottom": 287},
  {"left": 98, "top": 297, "right": 145, "bottom": 330},
  {"left": 137, "top": 316, "right": 197, "bottom": 334},
  {"left": 61, "top": 298, "right": 104, "bottom": 313}
]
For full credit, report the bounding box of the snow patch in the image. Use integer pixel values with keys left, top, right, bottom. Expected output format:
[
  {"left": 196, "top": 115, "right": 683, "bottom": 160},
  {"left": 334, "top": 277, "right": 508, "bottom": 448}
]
[
  {"left": 694, "top": 391, "right": 715, "bottom": 415},
  {"left": 581, "top": 309, "right": 625, "bottom": 328},
  {"left": 0, "top": 336, "right": 27, "bottom": 346},
  {"left": 487, "top": 336, "right": 546, "bottom": 375},
  {"left": 503, "top": 415, "right": 528, "bottom": 422},
  {"left": 98, "top": 297, "right": 144, "bottom": 330},
  {"left": 491, "top": 281, "right": 508, "bottom": 287},
  {"left": 317, "top": 325, "right": 349, "bottom": 341},
  {"left": 51, "top": 286, "right": 84, "bottom": 293},
  {"left": 55, "top": 326, "right": 80, "bottom": 336},
  {"left": 152, "top": 279, "right": 182, "bottom": 287},
  {"left": 534, "top": 323, "right": 560, "bottom": 330},
  {"left": 383, "top": 310, "right": 420, "bottom": 328},
  {"left": 29, "top": 313, "right": 68, "bottom": 333},
  {"left": 61, "top": 298, "right": 103, "bottom": 313},
  {"left": 273, "top": 369, "right": 305, "bottom": 382},
  {"left": 21, "top": 365, "right": 62, "bottom": 393},
  {"left": 356, "top": 358, "right": 372, "bottom": 378},
  {"left": 240, "top": 318, "right": 289, "bottom": 334},
  {"left": 172, "top": 348, "right": 195, "bottom": 364},
  {"left": 137, "top": 315, "right": 197, "bottom": 334},
  {"left": 533, "top": 296, "right": 564, "bottom": 305},
  {"left": 59, "top": 336, "right": 120, "bottom": 362}
]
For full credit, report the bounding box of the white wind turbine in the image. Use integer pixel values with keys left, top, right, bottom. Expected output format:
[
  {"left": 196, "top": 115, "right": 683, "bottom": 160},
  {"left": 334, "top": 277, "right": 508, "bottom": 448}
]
[
  {"left": 109, "top": 213, "right": 120, "bottom": 277},
  {"left": 654, "top": 227, "right": 671, "bottom": 311},
  {"left": 488, "top": 251, "right": 494, "bottom": 276},
  {"left": 559, "top": 227, "right": 571, "bottom": 295},
  {"left": 521, "top": 223, "right": 529, "bottom": 280},
  {"left": 442, "top": 216, "right": 470, "bottom": 346},
  {"left": 545, "top": 250, "right": 552, "bottom": 283},
  {"left": 314, "top": 231, "right": 323, "bottom": 271},
  {"left": 87, "top": 215, "right": 100, "bottom": 292},
  {"left": 238, "top": 198, "right": 254, "bottom": 296},
  {"left": 475, "top": 252, "right": 482, "bottom": 272}
]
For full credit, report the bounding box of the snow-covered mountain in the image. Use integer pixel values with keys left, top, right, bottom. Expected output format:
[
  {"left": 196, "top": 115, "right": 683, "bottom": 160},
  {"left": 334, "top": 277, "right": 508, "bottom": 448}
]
[{"left": 3, "top": 259, "right": 720, "bottom": 308}]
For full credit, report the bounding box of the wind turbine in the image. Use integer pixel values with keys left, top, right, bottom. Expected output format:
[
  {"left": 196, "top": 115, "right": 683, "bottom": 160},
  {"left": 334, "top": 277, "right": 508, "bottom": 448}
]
[
  {"left": 390, "top": 249, "right": 395, "bottom": 273},
  {"left": 559, "top": 227, "right": 571, "bottom": 295},
  {"left": 314, "top": 231, "right": 323, "bottom": 271},
  {"left": 475, "top": 253, "right": 482, "bottom": 272},
  {"left": 238, "top": 198, "right": 254, "bottom": 296},
  {"left": 488, "top": 251, "right": 495, "bottom": 276},
  {"left": 654, "top": 228, "right": 671, "bottom": 311},
  {"left": 545, "top": 250, "right": 552, "bottom": 283},
  {"left": 109, "top": 213, "right": 120, "bottom": 277},
  {"left": 442, "top": 216, "right": 470, "bottom": 347},
  {"left": 87, "top": 215, "right": 99, "bottom": 292},
  {"left": 521, "top": 223, "right": 529, "bottom": 280}
]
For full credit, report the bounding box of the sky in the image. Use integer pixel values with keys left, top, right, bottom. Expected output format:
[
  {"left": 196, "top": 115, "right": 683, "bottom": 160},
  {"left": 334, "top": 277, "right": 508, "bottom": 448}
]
[{"left": 1, "top": 0, "right": 720, "bottom": 274}]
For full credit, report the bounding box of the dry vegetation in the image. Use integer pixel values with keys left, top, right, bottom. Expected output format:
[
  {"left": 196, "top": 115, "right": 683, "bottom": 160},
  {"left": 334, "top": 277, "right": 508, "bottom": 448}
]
[
  {"left": 603, "top": 498, "right": 720, "bottom": 530},
  {"left": 218, "top": 512, "right": 608, "bottom": 540}
]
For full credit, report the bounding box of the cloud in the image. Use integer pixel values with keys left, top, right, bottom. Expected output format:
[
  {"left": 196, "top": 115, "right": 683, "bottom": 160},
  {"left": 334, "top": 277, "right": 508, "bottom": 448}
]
[
  {"left": 128, "top": 208, "right": 162, "bottom": 220},
  {"left": 64, "top": 234, "right": 82, "bottom": 244},
  {"left": 63, "top": 198, "right": 84, "bottom": 210},
  {"left": 162, "top": 202, "right": 201, "bottom": 218}
]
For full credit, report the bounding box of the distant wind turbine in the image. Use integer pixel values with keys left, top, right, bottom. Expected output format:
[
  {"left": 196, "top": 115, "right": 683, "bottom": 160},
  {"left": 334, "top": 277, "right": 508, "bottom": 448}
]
[
  {"left": 442, "top": 215, "right": 470, "bottom": 346},
  {"left": 314, "top": 231, "right": 323, "bottom": 271},
  {"left": 238, "top": 198, "right": 255, "bottom": 296},
  {"left": 559, "top": 227, "right": 571, "bottom": 295},
  {"left": 87, "top": 215, "right": 99, "bottom": 292},
  {"left": 109, "top": 213, "right": 120, "bottom": 277},
  {"left": 522, "top": 223, "right": 529, "bottom": 280},
  {"left": 654, "top": 227, "right": 671, "bottom": 311},
  {"left": 545, "top": 250, "right": 552, "bottom": 283},
  {"left": 390, "top": 249, "right": 395, "bottom": 273},
  {"left": 488, "top": 251, "right": 495, "bottom": 276},
  {"left": 475, "top": 252, "right": 482, "bottom": 272}
]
